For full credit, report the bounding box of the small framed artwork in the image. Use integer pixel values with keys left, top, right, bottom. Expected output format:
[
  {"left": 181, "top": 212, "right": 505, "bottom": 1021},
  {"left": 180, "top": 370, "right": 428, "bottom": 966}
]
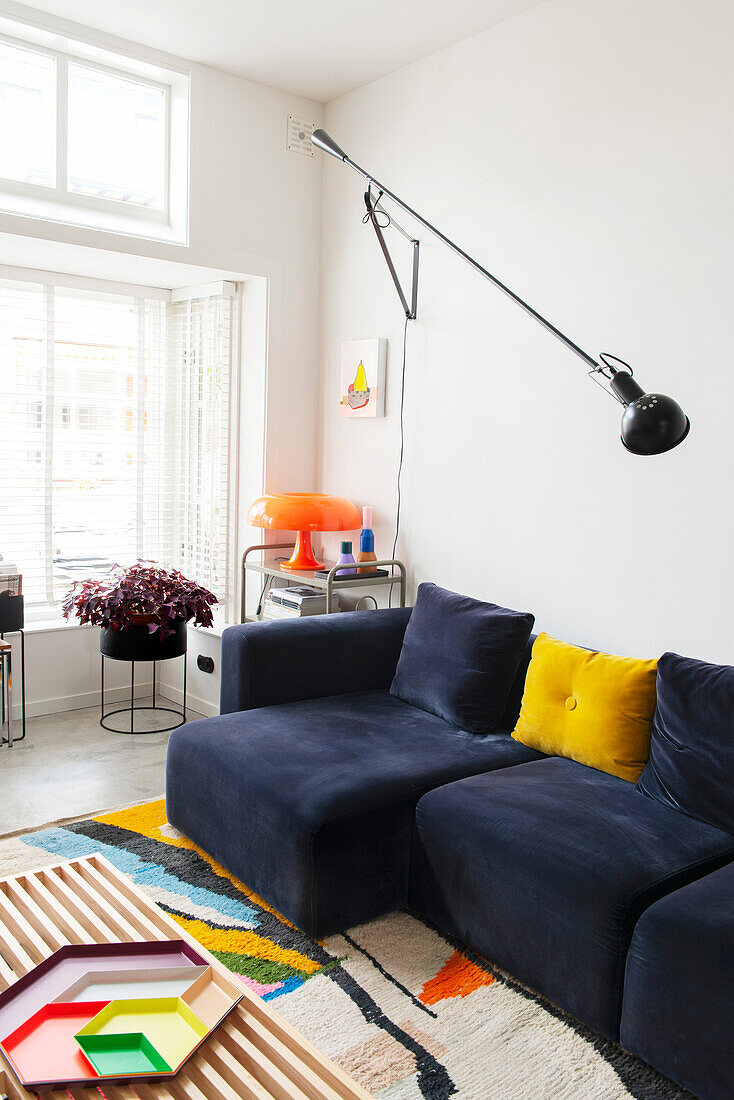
[{"left": 340, "top": 338, "right": 387, "bottom": 418}]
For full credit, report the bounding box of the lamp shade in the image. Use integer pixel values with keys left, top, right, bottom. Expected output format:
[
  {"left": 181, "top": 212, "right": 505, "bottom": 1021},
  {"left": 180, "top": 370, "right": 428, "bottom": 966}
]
[
  {"left": 610, "top": 372, "right": 690, "bottom": 456},
  {"left": 248, "top": 492, "right": 361, "bottom": 571}
]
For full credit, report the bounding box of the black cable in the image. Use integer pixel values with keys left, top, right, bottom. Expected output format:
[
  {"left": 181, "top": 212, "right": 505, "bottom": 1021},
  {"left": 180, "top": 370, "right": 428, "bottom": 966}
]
[
  {"left": 256, "top": 578, "right": 268, "bottom": 617},
  {"left": 389, "top": 315, "right": 410, "bottom": 608},
  {"left": 256, "top": 556, "right": 291, "bottom": 617}
]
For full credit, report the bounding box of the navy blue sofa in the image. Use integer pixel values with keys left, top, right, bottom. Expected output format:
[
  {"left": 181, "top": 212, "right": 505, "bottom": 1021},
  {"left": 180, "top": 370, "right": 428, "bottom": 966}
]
[
  {"left": 166, "top": 607, "right": 734, "bottom": 1100},
  {"left": 167, "top": 609, "right": 542, "bottom": 938},
  {"left": 410, "top": 759, "right": 734, "bottom": 1042}
]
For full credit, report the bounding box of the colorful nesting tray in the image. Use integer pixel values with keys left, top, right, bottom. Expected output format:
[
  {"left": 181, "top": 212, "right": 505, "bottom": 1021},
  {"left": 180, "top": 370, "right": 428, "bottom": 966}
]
[
  {"left": 0, "top": 940, "right": 243, "bottom": 1090},
  {"left": 2, "top": 1001, "right": 108, "bottom": 1084},
  {"left": 76, "top": 997, "right": 209, "bottom": 1069},
  {"left": 53, "top": 964, "right": 209, "bottom": 1004},
  {"left": 75, "top": 1032, "right": 172, "bottom": 1075}
]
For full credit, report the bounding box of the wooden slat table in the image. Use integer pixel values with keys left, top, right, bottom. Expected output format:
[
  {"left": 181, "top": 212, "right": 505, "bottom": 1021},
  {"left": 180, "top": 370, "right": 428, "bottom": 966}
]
[{"left": 0, "top": 854, "right": 373, "bottom": 1100}]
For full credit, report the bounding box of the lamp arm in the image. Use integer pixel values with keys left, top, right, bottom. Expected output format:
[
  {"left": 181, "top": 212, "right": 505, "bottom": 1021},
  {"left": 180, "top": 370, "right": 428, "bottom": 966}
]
[
  {"left": 325, "top": 139, "right": 599, "bottom": 371},
  {"left": 312, "top": 128, "right": 690, "bottom": 454}
]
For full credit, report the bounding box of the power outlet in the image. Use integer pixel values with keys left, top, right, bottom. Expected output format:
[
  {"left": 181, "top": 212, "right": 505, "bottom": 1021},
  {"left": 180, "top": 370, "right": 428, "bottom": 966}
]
[{"left": 197, "top": 655, "right": 215, "bottom": 674}]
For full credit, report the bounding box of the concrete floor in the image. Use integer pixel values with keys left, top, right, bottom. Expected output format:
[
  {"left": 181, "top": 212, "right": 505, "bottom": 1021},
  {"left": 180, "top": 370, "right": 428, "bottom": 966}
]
[{"left": 0, "top": 700, "right": 204, "bottom": 836}]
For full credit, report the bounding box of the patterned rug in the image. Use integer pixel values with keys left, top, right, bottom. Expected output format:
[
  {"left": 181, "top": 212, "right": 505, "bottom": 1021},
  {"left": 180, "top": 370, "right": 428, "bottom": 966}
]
[{"left": 0, "top": 800, "right": 693, "bottom": 1100}]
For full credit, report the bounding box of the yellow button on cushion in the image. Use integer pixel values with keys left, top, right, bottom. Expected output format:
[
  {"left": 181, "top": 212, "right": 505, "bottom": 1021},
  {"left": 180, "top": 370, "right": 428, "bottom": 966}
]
[{"left": 512, "top": 633, "right": 658, "bottom": 782}]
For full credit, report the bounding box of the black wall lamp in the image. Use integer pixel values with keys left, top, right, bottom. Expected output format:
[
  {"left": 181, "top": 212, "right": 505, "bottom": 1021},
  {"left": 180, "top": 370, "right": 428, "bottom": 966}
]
[{"left": 312, "top": 128, "right": 690, "bottom": 456}]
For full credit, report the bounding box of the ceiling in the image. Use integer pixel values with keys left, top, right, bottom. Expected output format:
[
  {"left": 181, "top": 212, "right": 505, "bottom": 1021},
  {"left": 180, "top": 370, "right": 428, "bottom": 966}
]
[{"left": 22, "top": 0, "right": 547, "bottom": 102}]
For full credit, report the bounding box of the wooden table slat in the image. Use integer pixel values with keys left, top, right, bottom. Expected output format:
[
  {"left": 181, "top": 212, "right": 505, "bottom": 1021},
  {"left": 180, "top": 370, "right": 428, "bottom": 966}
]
[
  {"left": 225, "top": 1013, "right": 347, "bottom": 1100},
  {"left": 19, "top": 872, "right": 95, "bottom": 946},
  {"left": 56, "top": 862, "right": 143, "bottom": 941},
  {"left": 0, "top": 887, "right": 48, "bottom": 964},
  {"left": 2, "top": 877, "right": 68, "bottom": 952},
  {"left": 74, "top": 857, "right": 165, "bottom": 940},
  {"left": 187, "top": 1056, "right": 273, "bottom": 1100},
  {"left": 214, "top": 1024, "right": 314, "bottom": 1100},
  {"left": 0, "top": 911, "right": 34, "bottom": 976},
  {"left": 39, "top": 866, "right": 120, "bottom": 944}
]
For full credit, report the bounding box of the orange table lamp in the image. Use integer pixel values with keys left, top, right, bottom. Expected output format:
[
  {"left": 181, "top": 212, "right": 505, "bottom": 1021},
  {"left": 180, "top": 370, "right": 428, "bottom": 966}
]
[{"left": 248, "top": 492, "right": 362, "bottom": 571}]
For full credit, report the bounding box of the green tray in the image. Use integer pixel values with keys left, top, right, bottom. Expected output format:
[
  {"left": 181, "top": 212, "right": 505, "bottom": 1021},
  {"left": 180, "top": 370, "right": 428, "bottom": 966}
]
[{"left": 75, "top": 1032, "right": 171, "bottom": 1075}]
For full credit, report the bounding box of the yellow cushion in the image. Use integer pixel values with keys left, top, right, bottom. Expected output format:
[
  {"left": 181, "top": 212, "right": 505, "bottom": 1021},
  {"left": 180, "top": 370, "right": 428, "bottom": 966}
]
[{"left": 512, "top": 633, "right": 657, "bottom": 782}]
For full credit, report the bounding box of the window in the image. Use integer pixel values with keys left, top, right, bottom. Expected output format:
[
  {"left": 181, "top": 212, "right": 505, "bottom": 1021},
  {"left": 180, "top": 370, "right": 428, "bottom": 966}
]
[
  {"left": 0, "top": 17, "right": 188, "bottom": 241},
  {"left": 0, "top": 275, "right": 236, "bottom": 619},
  {"left": 0, "top": 39, "right": 55, "bottom": 187},
  {"left": 67, "top": 62, "right": 167, "bottom": 211}
]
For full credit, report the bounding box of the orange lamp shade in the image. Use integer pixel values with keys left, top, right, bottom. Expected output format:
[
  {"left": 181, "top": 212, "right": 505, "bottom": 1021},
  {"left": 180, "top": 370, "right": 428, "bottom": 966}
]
[{"left": 248, "top": 492, "right": 362, "bottom": 571}]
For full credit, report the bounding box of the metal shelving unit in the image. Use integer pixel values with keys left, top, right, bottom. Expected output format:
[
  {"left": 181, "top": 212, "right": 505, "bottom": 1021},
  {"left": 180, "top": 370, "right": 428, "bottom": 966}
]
[{"left": 241, "top": 543, "right": 407, "bottom": 622}]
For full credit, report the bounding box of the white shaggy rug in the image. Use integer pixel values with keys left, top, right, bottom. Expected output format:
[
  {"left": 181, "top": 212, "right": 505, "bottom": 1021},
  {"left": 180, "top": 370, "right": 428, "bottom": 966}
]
[{"left": 0, "top": 801, "right": 694, "bottom": 1100}]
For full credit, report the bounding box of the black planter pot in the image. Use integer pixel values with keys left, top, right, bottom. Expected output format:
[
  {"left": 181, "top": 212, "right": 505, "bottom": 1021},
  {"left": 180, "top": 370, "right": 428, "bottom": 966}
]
[{"left": 99, "top": 620, "right": 188, "bottom": 662}]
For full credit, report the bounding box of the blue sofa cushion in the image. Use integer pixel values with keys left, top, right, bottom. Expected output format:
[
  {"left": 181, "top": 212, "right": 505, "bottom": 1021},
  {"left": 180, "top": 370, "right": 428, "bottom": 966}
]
[
  {"left": 410, "top": 757, "right": 734, "bottom": 1040},
  {"left": 166, "top": 690, "right": 544, "bottom": 938},
  {"left": 637, "top": 651, "right": 734, "bottom": 833},
  {"left": 621, "top": 861, "right": 734, "bottom": 1100},
  {"left": 390, "top": 583, "right": 535, "bottom": 733}
]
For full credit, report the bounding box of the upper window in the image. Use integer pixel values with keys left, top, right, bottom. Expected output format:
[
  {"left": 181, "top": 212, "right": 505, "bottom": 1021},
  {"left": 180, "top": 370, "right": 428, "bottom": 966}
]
[
  {"left": 0, "top": 39, "right": 55, "bottom": 188},
  {"left": 0, "top": 19, "right": 188, "bottom": 241},
  {"left": 67, "top": 62, "right": 167, "bottom": 212}
]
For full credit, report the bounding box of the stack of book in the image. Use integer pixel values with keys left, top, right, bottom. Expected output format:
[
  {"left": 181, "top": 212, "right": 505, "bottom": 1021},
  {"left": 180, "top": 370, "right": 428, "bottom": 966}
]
[
  {"left": 0, "top": 561, "right": 22, "bottom": 596},
  {"left": 262, "top": 585, "right": 340, "bottom": 620}
]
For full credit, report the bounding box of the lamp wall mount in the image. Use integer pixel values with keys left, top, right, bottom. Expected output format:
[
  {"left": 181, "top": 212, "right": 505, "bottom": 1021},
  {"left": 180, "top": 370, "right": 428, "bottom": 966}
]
[{"left": 363, "top": 185, "right": 419, "bottom": 320}]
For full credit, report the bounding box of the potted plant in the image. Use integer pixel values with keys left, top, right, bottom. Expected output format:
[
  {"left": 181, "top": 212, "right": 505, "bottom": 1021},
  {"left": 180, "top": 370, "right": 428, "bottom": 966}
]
[{"left": 63, "top": 561, "right": 217, "bottom": 662}]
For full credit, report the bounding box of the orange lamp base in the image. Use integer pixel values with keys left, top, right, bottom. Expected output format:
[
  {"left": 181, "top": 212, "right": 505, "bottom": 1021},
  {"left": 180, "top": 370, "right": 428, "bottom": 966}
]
[{"left": 281, "top": 530, "right": 324, "bottom": 571}]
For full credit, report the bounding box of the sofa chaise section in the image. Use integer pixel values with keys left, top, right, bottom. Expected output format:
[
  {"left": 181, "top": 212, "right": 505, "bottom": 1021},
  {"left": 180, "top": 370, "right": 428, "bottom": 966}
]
[
  {"left": 167, "top": 609, "right": 541, "bottom": 937},
  {"left": 410, "top": 756, "right": 734, "bottom": 1041}
]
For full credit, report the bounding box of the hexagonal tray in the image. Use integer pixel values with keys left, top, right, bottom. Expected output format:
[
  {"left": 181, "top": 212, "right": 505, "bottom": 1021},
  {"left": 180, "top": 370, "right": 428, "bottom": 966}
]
[
  {"left": 1, "top": 1001, "right": 107, "bottom": 1085},
  {"left": 0, "top": 940, "right": 207, "bottom": 1041},
  {"left": 76, "top": 1031, "right": 172, "bottom": 1075},
  {"left": 0, "top": 942, "right": 243, "bottom": 1090},
  {"left": 53, "top": 964, "right": 209, "bottom": 1005},
  {"left": 76, "top": 997, "right": 209, "bottom": 1070}
]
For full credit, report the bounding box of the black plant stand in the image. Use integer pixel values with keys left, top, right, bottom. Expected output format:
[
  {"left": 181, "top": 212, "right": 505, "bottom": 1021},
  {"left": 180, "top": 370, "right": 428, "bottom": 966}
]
[
  {"left": 99, "top": 621, "right": 188, "bottom": 734},
  {"left": 0, "top": 594, "right": 26, "bottom": 746}
]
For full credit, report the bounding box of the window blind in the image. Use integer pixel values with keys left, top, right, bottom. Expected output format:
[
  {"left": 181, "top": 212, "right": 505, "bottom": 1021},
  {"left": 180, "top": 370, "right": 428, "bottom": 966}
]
[
  {"left": 0, "top": 274, "right": 235, "bottom": 618},
  {"left": 156, "top": 292, "right": 234, "bottom": 604}
]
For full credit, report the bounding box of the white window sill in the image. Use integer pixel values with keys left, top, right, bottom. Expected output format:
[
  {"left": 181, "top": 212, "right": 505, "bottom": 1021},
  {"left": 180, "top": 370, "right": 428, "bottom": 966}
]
[
  {"left": 190, "top": 618, "right": 231, "bottom": 639},
  {"left": 0, "top": 198, "right": 188, "bottom": 246},
  {"left": 22, "top": 617, "right": 88, "bottom": 634}
]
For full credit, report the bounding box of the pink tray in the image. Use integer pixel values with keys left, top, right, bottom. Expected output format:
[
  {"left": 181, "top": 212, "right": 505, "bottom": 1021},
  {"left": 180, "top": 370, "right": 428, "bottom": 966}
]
[{"left": 0, "top": 941, "right": 206, "bottom": 1041}]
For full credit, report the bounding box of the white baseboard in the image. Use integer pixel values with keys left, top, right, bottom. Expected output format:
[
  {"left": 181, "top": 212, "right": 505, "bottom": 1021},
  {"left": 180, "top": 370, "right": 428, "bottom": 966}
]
[
  {"left": 8, "top": 682, "right": 218, "bottom": 722},
  {"left": 157, "top": 686, "right": 218, "bottom": 718},
  {"left": 11, "top": 682, "right": 154, "bottom": 721}
]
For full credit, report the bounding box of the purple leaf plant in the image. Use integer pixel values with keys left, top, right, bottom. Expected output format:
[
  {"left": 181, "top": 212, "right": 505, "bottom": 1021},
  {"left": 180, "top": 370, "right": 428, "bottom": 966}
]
[{"left": 63, "top": 560, "right": 217, "bottom": 638}]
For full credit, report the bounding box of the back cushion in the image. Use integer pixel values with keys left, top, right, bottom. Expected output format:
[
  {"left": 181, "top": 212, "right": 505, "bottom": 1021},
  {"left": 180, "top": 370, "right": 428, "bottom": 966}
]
[
  {"left": 390, "top": 583, "right": 535, "bottom": 733},
  {"left": 637, "top": 652, "right": 734, "bottom": 832},
  {"left": 512, "top": 633, "right": 658, "bottom": 781}
]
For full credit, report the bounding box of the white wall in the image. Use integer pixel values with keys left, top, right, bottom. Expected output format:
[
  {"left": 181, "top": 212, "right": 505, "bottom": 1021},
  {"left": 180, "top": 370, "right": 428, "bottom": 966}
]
[
  {"left": 9, "top": 623, "right": 152, "bottom": 720},
  {"left": 1, "top": 7, "right": 324, "bottom": 718},
  {"left": 317, "top": 0, "right": 734, "bottom": 664}
]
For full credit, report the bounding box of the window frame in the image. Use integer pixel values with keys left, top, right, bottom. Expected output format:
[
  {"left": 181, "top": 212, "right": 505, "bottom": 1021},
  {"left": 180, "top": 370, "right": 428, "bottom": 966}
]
[
  {"left": 0, "top": 265, "right": 238, "bottom": 623},
  {"left": 0, "top": 29, "right": 172, "bottom": 225},
  {"left": 0, "top": 12, "right": 189, "bottom": 243}
]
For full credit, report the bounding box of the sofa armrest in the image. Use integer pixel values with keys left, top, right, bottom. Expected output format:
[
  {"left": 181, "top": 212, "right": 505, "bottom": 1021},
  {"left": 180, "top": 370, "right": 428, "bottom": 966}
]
[{"left": 220, "top": 607, "right": 412, "bottom": 714}]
